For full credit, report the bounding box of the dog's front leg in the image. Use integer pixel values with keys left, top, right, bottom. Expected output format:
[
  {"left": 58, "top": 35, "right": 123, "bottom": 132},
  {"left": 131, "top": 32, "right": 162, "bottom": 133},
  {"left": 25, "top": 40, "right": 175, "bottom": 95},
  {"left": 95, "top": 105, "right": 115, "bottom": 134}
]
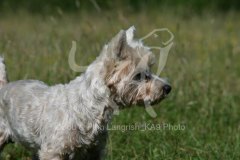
[
  {"left": 39, "top": 150, "right": 64, "bottom": 160},
  {"left": 86, "top": 131, "right": 108, "bottom": 160}
]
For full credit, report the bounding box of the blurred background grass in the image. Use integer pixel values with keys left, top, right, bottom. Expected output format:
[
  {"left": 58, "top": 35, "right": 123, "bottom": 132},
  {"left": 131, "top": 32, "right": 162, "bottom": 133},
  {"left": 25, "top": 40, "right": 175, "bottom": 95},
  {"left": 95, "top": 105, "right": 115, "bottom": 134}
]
[{"left": 0, "top": 0, "right": 240, "bottom": 159}]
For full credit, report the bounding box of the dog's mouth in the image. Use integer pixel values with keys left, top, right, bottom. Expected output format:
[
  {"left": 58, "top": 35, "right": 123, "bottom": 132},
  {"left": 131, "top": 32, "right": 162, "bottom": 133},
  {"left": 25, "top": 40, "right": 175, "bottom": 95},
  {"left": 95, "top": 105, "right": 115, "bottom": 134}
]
[
  {"left": 148, "top": 96, "right": 165, "bottom": 106},
  {"left": 143, "top": 89, "right": 171, "bottom": 106},
  {"left": 134, "top": 95, "right": 165, "bottom": 106},
  {"left": 162, "top": 92, "right": 169, "bottom": 99}
]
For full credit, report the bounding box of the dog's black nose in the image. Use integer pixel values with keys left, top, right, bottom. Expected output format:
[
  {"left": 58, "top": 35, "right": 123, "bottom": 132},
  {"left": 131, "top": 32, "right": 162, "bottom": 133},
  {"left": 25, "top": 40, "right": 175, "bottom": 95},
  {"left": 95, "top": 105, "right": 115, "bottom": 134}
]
[{"left": 163, "top": 84, "right": 171, "bottom": 94}]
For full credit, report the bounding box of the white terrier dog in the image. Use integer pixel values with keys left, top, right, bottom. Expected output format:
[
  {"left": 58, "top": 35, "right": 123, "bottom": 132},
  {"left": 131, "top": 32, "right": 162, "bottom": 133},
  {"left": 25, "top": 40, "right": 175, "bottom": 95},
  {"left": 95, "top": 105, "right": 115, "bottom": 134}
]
[{"left": 0, "top": 27, "right": 171, "bottom": 160}]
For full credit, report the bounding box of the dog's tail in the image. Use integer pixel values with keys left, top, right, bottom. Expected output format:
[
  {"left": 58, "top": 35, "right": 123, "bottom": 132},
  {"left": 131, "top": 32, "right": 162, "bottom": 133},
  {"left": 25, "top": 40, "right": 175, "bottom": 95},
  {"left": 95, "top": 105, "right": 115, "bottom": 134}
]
[{"left": 0, "top": 56, "right": 8, "bottom": 89}]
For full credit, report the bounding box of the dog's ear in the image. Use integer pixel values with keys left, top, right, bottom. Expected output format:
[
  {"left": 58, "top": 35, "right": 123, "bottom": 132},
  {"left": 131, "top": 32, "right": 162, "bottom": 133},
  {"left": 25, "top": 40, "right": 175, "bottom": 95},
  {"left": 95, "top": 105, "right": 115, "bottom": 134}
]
[
  {"left": 126, "top": 26, "right": 135, "bottom": 44},
  {"left": 108, "top": 30, "right": 127, "bottom": 60}
]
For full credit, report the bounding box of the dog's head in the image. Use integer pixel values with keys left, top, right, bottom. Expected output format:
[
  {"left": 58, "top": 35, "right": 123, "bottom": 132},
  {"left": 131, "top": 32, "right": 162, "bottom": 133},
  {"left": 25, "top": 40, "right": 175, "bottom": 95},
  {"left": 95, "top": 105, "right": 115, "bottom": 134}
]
[{"left": 102, "top": 27, "right": 171, "bottom": 107}]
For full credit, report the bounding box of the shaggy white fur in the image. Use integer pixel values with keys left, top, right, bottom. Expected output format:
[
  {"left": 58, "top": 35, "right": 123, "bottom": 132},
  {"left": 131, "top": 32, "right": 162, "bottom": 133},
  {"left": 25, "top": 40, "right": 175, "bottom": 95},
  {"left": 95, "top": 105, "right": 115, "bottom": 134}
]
[{"left": 0, "top": 27, "right": 171, "bottom": 160}]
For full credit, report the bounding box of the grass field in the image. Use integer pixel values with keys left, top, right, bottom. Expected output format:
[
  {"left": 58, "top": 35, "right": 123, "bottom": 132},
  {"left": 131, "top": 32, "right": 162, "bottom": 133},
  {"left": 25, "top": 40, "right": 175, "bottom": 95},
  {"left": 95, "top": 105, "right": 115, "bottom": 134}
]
[{"left": 0, "top": 9, "right": 240, "bottom": 159}]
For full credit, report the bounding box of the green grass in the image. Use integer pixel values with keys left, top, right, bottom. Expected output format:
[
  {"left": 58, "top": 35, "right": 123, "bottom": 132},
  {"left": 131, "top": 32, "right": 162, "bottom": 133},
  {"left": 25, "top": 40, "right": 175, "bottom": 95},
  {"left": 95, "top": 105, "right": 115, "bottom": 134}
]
[{"left": 0, "top": 9, "right": 240, "bottom": 159}]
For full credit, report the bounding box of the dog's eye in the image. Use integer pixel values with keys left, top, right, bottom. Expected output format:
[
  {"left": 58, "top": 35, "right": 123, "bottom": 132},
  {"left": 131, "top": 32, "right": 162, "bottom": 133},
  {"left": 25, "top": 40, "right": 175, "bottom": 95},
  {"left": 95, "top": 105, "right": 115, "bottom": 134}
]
[
  {"left": 133, "top": 73, "right": 142, "bottom": 81},
  {"left": 133, "top": 72, "right": 152, "bottom": 81}
]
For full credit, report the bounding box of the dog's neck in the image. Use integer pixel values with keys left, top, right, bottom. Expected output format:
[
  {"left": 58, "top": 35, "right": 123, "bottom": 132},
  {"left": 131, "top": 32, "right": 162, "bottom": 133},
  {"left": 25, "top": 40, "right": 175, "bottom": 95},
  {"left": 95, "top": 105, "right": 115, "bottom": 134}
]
[{"left": 66, "top": 59, "right": 117, "bottom": 131}]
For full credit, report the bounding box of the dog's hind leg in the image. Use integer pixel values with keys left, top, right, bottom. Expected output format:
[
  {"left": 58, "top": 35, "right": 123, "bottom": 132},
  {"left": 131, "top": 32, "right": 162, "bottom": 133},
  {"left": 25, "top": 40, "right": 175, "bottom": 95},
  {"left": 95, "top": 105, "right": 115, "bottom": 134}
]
[
  {"left": 0, "top": 114, "right": 11, "bottom": 155},
  {"left": 0, "top": 134, "right": 6, "bottom": 152},
  {"left": 0, "top": 132, "right": 9, "bottom": 158}
]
